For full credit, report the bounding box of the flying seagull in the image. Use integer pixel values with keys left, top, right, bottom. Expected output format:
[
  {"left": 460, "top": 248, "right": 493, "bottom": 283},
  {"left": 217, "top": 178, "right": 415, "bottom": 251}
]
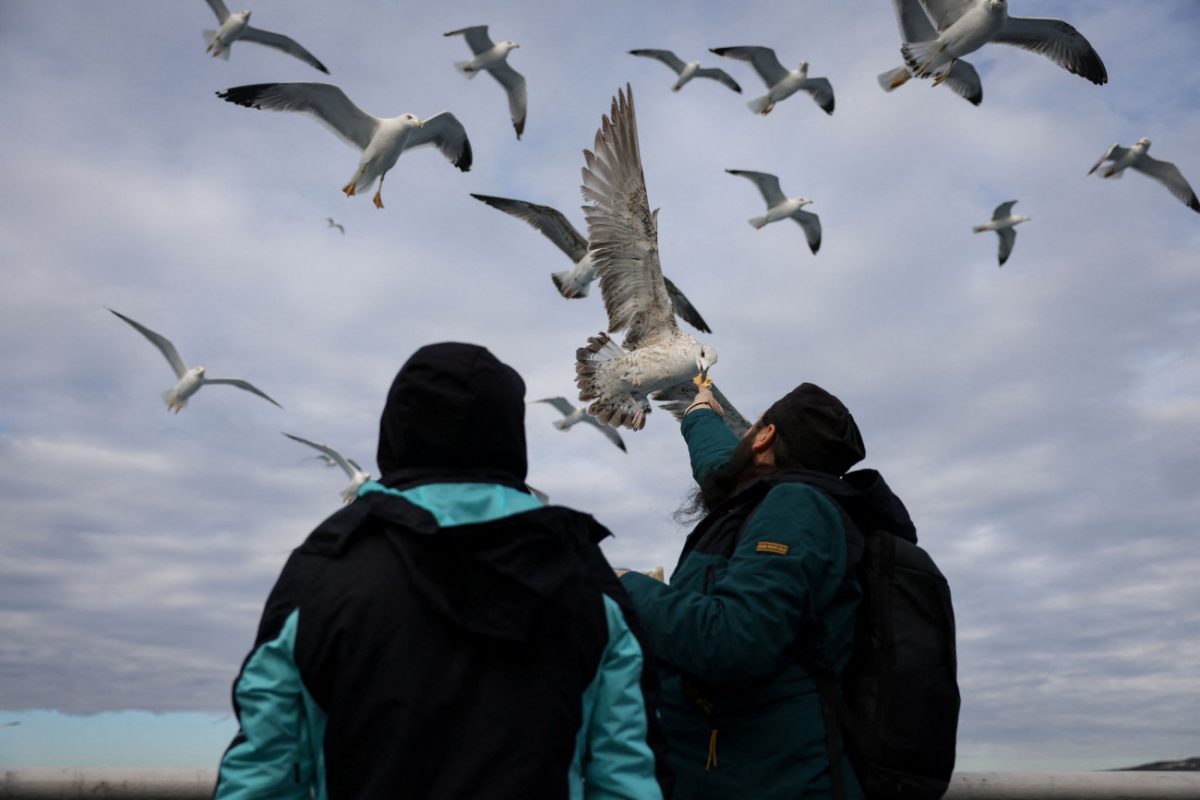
[
  {"left": 217, "top": 83, "right": 470, "bottom": 209},
  {"left": 901, "top": 0, "right": 1106, "bottom": 86},
  {"left": 628, "top": 49, "right": 741, "bottom": 93},
  {"left": 283, "top": 433, "right": 371, "bottom": 503},
  {"left": 108, "top": 308, "right": 282, "bottom": 412},
  {"left": 879, "top": 0, "right": 982, "bottom": 105},
  {"left": 726, "top": 170, "right": 822, "bottom": 255},
  {"left": 325, "top": 217, "right": 345, "bottom": 234},
  {"left": 469, "top": 193, "right": 712, "bottom": 333},
  {"left": 710, "top": 46, "right": 833, "bottom": 116},
  {"left": 649, "top": 380, "right": 752, "bottom": 438},
  {"left": 534, "top": 397, "right": 627, "bottom": 452},
  {"left": 1088, "top": 138, "right": 1200, "bottom": 213},
  {"left": 973, "top": 200, "right": 1031, "bottom": 266},
  {"left": 200, "top": 0, "right": 328, "bottom": 73},
  {"left": 574, "top": 85, "right": 719, "bottom": 432},
  {"left": 445, "top": 25, "right": 526, "bottom": 139}
]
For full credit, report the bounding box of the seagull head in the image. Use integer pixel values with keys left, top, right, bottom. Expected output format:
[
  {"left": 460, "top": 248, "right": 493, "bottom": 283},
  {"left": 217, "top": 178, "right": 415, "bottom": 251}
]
[
  {"left": 1135, "top": 137, "right": 1151, "bottom": 149},
  {"left": 402, "top": 113, "right": 423, "bottom": 129},
  {"left": 240, "top": 10, "right": 252, "bottom": 20},
  {"left": 503, "top": 41, "right": 521, "bottom": 52},
  {"left": 796, "top": 197, "right": 814, "bottom": 209},
  {"left": 988, "top": 0, "right": 1006, "bottom": 9},
  {"left": 696, "top": 344, "right": 718, "bottom": 378}
]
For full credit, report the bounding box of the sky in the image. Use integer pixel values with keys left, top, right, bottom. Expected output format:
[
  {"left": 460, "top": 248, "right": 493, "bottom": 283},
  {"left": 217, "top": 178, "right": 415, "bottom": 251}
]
[{"left": 1, "top": 0, "right": 1199, "bottom": 774}]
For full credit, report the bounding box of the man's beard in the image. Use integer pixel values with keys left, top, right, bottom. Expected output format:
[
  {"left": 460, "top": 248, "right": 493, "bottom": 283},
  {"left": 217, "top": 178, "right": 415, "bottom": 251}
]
[{"left": 675, "top": 431, "right": 771, "bottom": 524}]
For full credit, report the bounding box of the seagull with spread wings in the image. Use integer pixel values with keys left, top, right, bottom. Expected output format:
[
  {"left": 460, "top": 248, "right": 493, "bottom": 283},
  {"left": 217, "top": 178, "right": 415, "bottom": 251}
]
[
  {"left": 217, "top": 83, "right": 471, "bottom": 208},
  {"left": 445, "top": 26, "right": 527, "bottom": 139},
  {"left": 574, "top": 85, "right": 722, "bottom": 432},
  {"left": 325, "top": 217, "right": 345, "bottom": 234},
  {"left": 108, "top": 308, "right": 282, "bottom": 413},
  {"left": 283, "top": 433, "right": 371, "bottom": 503},
  {"left": 879, "top": 0, "right": 983, "bottom": 105},
  {"left": 901, "top": 0, "right": 1106, "bottom": 86},
  {"left": 727, "top": 170, "right": 822, "bottom": 255},
  {"left": 628, "top": 49, "right": 741, "bottom": 94},
  {"left": 1088, "top": 139, "right": 1200, "bottom": 213},
  {"left": 973, "top": 200, "right": 1031, "bottom": 266},
  {"left": 534, "top": 398, "right": 627, "bottom": 452},
  {"left": 200, "top": 1, "right": 328, "bottom": 73},
  {"left": 470, "top": 193, "right": 711, "bottom": 332},
  {"left": 710, "top": 46, "right": 833, "bottom": 116}
]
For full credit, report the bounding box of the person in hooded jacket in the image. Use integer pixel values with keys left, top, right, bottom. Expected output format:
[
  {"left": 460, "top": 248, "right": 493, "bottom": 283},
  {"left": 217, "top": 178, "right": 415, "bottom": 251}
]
[
  {"left": 619, "top": 381, "right": 916, "bottom": 800},
  {"left": 214, "top": 342, "right": 673, "bottom": 800}
]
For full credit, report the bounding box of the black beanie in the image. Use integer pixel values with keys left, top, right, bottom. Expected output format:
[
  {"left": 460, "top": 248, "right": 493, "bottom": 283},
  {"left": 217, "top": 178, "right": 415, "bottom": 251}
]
[
  {"left": 376, "top": 342, "right": 528, "bottom": 485},
  {"left": 763, "top": 383, "right": 865, "bottom": 475}
]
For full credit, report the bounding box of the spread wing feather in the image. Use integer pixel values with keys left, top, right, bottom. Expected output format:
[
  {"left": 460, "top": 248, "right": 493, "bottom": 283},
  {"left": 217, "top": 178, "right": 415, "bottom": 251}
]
[
  {"left": 216, "top": 82, "right": 379, "bottom": 151},
  {"left": 471, "top": 194, "right": 588, "bottom": 262},
  {"left": 651, "top": 381, "right": 751, "bottom": 437},
  {"left": 993, "top": 17, "right": 1108, "bottom": 85},
  {"left": 580, "top": 85, "right": 676, "bottom": 349}
]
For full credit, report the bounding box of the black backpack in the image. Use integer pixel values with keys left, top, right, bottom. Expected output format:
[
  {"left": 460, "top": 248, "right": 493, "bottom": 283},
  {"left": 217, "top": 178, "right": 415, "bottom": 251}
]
[{"left": 760, "top": 470, "right": 961, "bottom": 800}]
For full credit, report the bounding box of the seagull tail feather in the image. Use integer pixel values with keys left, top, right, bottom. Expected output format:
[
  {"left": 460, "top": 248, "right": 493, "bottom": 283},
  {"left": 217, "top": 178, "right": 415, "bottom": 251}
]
[
  {"left": 574, "top": 332, "right": 646, "bottom": 431},
  {"left": 454, "top": 60, "right": 480, "bottom": 79},
  {"left": 746, "top": 94, "right": 771, "bottom": 114},
  {"left": 971, "top": 224, "right": 988, "bottom": 234},
  {"left": 551, "top": 270, "right": 589, "bottom": 298},
  {"left": 877, "top": 66, "right": 911, "bottom": 92},
  {"left": 749, "top": 215, "right": 770, "bottom": 230},
  {"left": 900, "top": 40, "right": 941, "bottom": 77}
]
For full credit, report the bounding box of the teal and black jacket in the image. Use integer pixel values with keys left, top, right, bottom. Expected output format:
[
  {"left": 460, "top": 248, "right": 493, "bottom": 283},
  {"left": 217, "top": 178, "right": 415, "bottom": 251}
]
[
  {"left": 215, "top": 480, "right": 672, "bottom": 800},
  {"left": 621, "top": 409, "right": 872, "bottom": 800}
]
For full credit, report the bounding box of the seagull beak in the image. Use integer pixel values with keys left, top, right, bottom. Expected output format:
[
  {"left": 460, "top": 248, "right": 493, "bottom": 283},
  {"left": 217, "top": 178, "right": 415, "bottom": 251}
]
[{"left": 414, "top": 119, "right": 424, "bottom": 128}]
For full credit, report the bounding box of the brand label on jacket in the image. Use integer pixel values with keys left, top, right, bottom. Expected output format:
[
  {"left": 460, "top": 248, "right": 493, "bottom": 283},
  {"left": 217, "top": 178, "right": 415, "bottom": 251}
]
[{"left": 755, "top": 541, "right": 789, "bottom": 555}]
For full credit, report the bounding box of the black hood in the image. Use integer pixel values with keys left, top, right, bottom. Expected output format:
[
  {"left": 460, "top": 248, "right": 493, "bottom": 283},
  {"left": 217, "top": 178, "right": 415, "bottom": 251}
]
[{"left": 377, "top": 342, "right": 528, "bottom": 489}]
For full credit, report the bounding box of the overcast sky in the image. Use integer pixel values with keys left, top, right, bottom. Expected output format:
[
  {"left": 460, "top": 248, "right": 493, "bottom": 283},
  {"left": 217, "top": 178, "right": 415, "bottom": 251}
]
[{"left": 1, "top": 0, "right": 1198, "bottom": 773}]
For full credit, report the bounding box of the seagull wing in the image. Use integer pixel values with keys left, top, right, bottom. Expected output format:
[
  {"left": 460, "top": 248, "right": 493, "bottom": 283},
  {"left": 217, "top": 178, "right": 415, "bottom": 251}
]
[
  {"left": 792, "top": 210, "right": 823, "bottom": 254},
  {"left": 535, "top": 396, "right": 578, "bottom": 417},
  {"left": 993, "top": 16, "right": 1108, "bottom": 85},
  {"left": 205, "top": 378, "right": 283, "bottom": 408},
  {"left": 893, "top": 0, "right": 938, "bottom": 40},
  {"left": 800, "top": 77, "right": 835, "bottom": 114},
  {"left": 709, "top": 46, "right": 788, "bottom": 88},
  {"left": 726, "top": 169, "right": 787, "bottom": 208},
  {"left": 240, "top": 26, "right": 330, "bottom": 74},
  {"left": 629, "top": 49, "right": 687, "bottom": 75},
  {"left": 1088, "top": 143, "right": 1125, "bottom": 175},
  {"left": 944, "top": 59, "right": 983, "bottom": 105},
  {"left": 108, "top": 308, "right": 188, "bottom": 379},
  {"left": 581, "top": 85, "right": 676, "bottom": 349},
  {"left": 485, "top": 61, "right": 527, "bottom": 139},
  {"left": 582, "top": 415, "right": 628, "bottom": 452},
  {"left": 283, "top": 433, "right": 356, "bottom": 479},
  {"left": 996, "top": 227, "right": 1016, "bottom": 266},
  {"left": 1134, "top": 155, "right": 1200, "bottom": 212},
  {"left": 663, "top": 276, "right": 712, "bottom": 334},
  {"left": 403, "top": 112, "right": 473, "bottom": 171},
  {"left": 915, "top": 0, "right": 975, "bottom": 32},
  {"left": 993, "top": 200, "right": 1018, "bottom": 220},
  {"left": 444, "top": 25, "right": 495, "bottom": 55},
  {"left": 694, "top": 67, "right": 742, "bottom": 93},
  {"left": 216, "top": 83, "right": 380, "bottom": 151},
  {"left": 651, "top": 381, "right": 752, "bottom": 438},
  {"left": 471, "top": 194, "right": 588, "bottom": 262},
  {"left": 205, "top": 0, "right": 230, "bottom": 23}
]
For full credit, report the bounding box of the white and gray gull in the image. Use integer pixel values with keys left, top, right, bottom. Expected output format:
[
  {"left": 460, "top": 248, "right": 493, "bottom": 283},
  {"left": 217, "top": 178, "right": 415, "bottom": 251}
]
[
  {"left": 445, "top": 25, "right": 527, "bottom": 139},
  {"left": 283, "top": 433, "right": 371, "bottom": 504},
  {"left": 1088, "top": 138, "right": 1200, "bottom": 214},
  {"left": 726, "top": 169, "right": 822, "bottom": 255},
  {"left": 628, "top": 49, "right": 741, "bottom": 94},
  {"left": 217, "top": 82, "right": 471, "bottom": 209},
  {"left": 901, "top": 0, "right": 1106, "bottom": 86},
  {"left": 574, "top": 85, "right": 724, "bottom": 432},
  {"left": 710, "top": 46, "right": 834, "bottom": 116},
  {"left": 469, "top": 193, "right": 711, "bottom": 332},
  {"left": 200, "top": 0, "right": 328, "bottom": 73},
  {"left": 973, "top": 200, "right": 1031, "bottom": 267},
  {"left": 879, "top": 0, "right": 982, "bottom": 105},
  {"left": 534, "top": 398, "right": 627, "bottom": 453}
]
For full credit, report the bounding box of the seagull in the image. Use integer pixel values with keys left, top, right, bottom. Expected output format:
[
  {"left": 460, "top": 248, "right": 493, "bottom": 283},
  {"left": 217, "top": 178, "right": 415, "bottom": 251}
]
[
  {"left": 574, "top": 85, "right": 718, "bottom": 431},
  {"left": 973, "top": 200, "right": 1031, "bottom": 266},
  {"left": 283, "top": 433, "right": 371, "bottom": 503},
  {"left": 200, "top": 0, "right": 328, "bottom": 73},
  {"left": 726, "top": 170, "right": 822, "bottom": 255},
  {"left": 879, "top": 0, "right": 982, "bottom": 105},
  {"left": 535, "top": 397, "right": 627, "bottom": 452},
  {"left": 217, "top": 83, "right": 471, "bottom": 209},
  {"left": 1088, "top": 138, "right": 1200, "bottom": 213},
  {"left": 901, "top": 0, "right": 1106, "bottom": 86},
  {"left": 648, "top": 380, "right": 751, "bottom": 438},
  {"left": 108, "top": 308, "right": 282, "bottom": 412},
  {"left": 628, "top": 49, "right": 741, "bottom": 93},
  {"left": 445, "top": 26, "right": 526, "bottom": 139},
  {"left": 325, "top": 217, "right": 345, "bottom": 234},
  {"left": 709, "top": 46, "right": 833, "bottom": 116},
  {"left": 469, "top": 193, "right": 712, "bottom": 333}
]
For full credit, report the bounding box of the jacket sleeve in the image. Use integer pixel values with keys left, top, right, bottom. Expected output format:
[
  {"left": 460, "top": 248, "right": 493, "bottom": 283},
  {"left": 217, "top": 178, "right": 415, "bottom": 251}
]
[
  {"left": 620, "top": 483, "right": 847, "bottom": 685},
  {"left": 213, "top": 557, "right": 320, "bottom": 800},
  {"left": 681, "top": 407, "right": 739, "bottom": 485},
  {"left": 581, "top": 595, "right": 668, "bottom": 800}
]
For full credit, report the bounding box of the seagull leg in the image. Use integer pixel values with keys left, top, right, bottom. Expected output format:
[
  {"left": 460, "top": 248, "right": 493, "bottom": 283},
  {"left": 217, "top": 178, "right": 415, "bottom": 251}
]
[
  {"left": 373, "top": 174, "right": 386, "bottom": 209},
  {"left": 760, "top": 102, "right": 774, "bottom": 116}
]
